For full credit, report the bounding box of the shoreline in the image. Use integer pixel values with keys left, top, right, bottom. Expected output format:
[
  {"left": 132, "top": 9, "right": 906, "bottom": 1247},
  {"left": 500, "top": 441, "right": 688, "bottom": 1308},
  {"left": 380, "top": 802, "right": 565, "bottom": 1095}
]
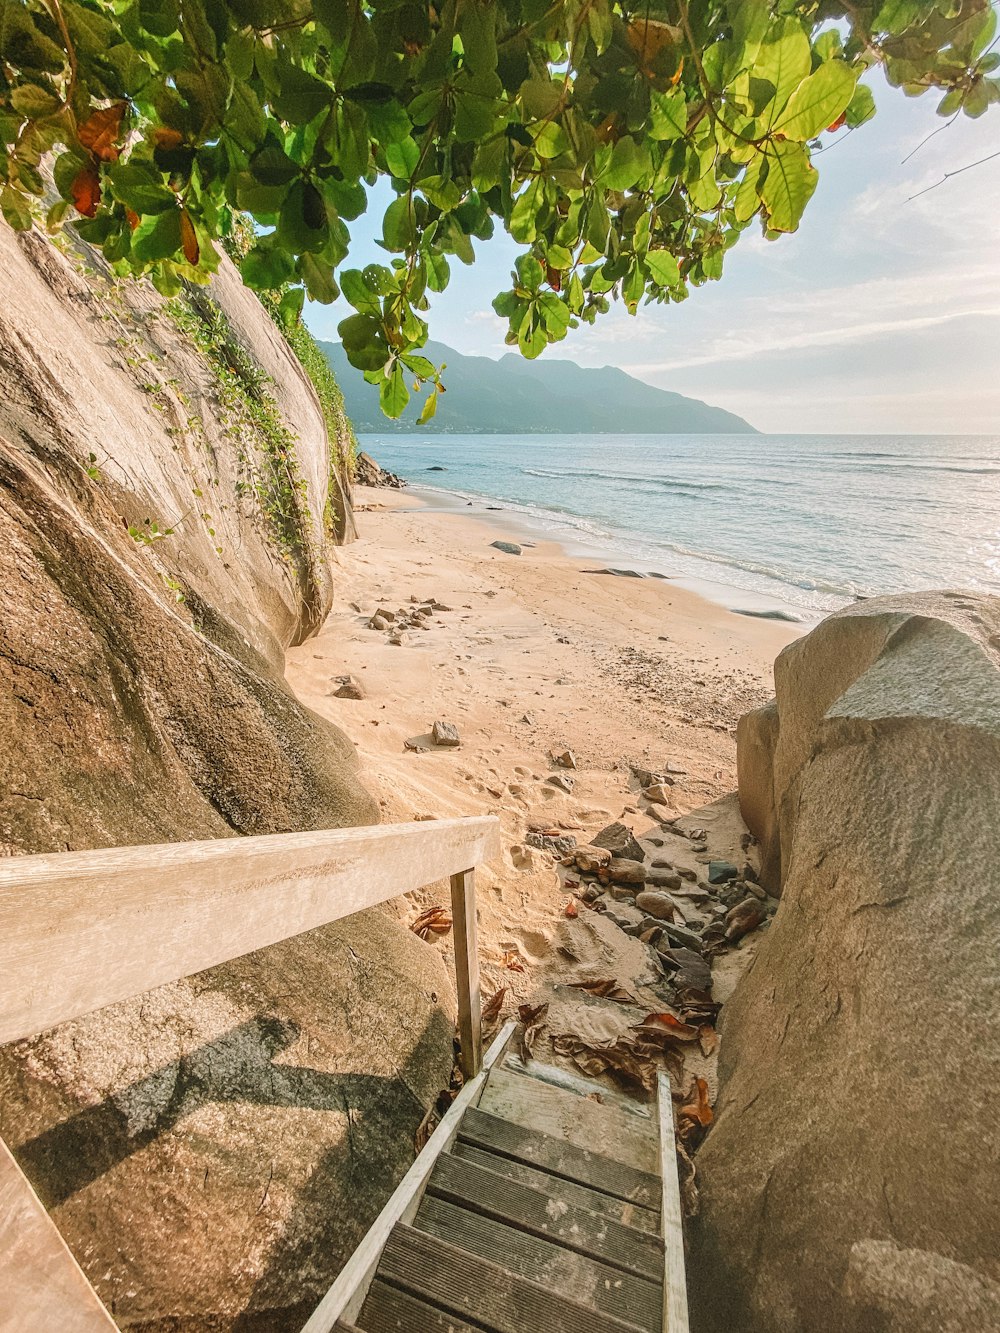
[{"left": 405, "top": 481, "right": 816, "bottom": 625}]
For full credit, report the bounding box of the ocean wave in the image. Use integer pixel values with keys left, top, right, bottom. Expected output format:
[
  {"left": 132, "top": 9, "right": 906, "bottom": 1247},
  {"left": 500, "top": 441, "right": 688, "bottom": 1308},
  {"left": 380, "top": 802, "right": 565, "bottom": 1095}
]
[{"left": 521, "top": 466, "right": 727, "bottom": 493}]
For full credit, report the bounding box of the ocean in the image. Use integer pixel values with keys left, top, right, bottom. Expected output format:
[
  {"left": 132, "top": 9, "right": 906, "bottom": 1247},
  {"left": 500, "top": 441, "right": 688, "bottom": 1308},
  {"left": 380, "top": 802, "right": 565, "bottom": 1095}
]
[{"left": 358, "top": 433, "right": 1000, "bottom": 622}]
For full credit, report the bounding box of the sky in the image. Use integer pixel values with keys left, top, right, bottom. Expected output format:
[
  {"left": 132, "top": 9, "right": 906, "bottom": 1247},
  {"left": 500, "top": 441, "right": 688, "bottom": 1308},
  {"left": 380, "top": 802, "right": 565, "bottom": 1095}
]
[{"left": 304, "top": 70, "right": 1000, "bottom": 436}]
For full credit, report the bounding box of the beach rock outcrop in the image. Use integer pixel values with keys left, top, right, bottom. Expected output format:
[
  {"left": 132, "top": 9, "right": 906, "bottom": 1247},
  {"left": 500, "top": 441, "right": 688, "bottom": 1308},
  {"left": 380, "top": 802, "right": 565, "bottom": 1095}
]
[
  {"left": 0, "top": 222, "right": 455, "bottom": 1327},
  {"left": 355, "top": 450, "right": 405, "bottom": 489},
  {"left": 693, "top": 591, "right": 1000, "bottom": 1333}
]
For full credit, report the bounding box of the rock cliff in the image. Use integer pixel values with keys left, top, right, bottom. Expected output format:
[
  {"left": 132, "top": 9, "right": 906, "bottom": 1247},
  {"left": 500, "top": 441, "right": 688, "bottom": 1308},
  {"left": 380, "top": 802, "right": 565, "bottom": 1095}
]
[
  {"left": 0, "top": 222, "right": 454, "bottom": 1329},
  {"left": 693, "top": 592, "right": 1000, "bottom": 1332}
]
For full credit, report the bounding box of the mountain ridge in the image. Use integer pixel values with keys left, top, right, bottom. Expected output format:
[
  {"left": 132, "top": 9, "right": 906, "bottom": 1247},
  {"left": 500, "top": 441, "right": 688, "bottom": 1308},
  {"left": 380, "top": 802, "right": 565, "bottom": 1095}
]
[{"left": 320, "top": 338, "right": 757, "bottom": 435}]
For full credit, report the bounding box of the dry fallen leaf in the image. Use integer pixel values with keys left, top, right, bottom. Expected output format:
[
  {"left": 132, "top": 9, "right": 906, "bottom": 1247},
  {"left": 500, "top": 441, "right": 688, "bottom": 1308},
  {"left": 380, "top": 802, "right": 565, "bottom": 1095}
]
[
  {"left": 698, "top": 1025, "right": 720, "bottom": 1057},
  {"left": 551, "top": 1033, "right": 657, "bottom": 1096},
  {"left": 411, "top": 906, "right": 452, "bottom": 940},
  {"left": 567, "top": 978, "right": 640, "bottom": 1005},
  {"left": 482, "top": 986, "right": 509, "bottom": 1023},
  {"left": 516, "top": 1001, "right": 549, "bottom": 1061},
  {"left": 678, "top": 1076, "right": 714, "bottom": 1139},
  {"left": 564, "top": 899, "right": 578, "bottom": 918},
  {"left": 501, "top": 949, "right": 525, "bottom": 972},
  {"left": 631, "top": 1012, "right": 701, "bottom": 1046}
]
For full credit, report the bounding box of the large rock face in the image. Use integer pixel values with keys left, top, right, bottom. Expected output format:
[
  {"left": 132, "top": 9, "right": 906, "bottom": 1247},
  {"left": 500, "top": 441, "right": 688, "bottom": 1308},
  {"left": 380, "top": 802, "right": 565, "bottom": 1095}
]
[
  {"left": 693, "top": 592, "right": 1000, "bottom": 1333},
  {"left": 0, "top": 222, "right": 454, "bottom": 1329}
]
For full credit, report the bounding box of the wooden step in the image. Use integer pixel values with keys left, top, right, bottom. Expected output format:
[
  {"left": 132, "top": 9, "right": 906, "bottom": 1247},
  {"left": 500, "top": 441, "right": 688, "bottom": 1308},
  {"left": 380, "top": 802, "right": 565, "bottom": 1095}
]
[
  {"left": 354, "top": 1281, "right": 483, "bottom": 1332},
  {"left": 426, "top": 1152, "right": 662, "bottom": 1281},
  {"left": 414, "top": 1193, "right": 661, "bottom": 1331},
  {"left": 369, "top": 1223, "right": 648, "bottom": 1333},
  {"left": 502, "top": 1053, "right": 656, "bottom": 1122},
  {"left": 450, "top": 1140, "right": 661, "bottom": 1234},
  {"left": 480, "top": 1067, "right": 658, "bottom": 1174},
  {"left": 458, "top": 1106, "right": 661, "bottom": 1211}
]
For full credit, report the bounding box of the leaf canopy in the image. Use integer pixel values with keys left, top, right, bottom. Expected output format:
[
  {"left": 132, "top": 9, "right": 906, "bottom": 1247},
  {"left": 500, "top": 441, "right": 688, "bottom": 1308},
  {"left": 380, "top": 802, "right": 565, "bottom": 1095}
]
[{"left": 0, "top": 0, "right": 997, "bottom": 414}]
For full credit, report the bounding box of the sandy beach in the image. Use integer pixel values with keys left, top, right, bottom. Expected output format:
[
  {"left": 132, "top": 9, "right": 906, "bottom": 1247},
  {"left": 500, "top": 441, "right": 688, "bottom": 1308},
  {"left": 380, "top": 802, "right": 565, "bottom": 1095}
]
[{"left": 287, "top": 486, "right": 799, "bottom": 1044}]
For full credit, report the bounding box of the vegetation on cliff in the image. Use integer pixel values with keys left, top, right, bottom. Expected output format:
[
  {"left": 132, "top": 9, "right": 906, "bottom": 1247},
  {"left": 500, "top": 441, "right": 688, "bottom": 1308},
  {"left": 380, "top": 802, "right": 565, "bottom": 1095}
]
[{"left": 1, "top": 0, "right": 996, "bottom": 419}]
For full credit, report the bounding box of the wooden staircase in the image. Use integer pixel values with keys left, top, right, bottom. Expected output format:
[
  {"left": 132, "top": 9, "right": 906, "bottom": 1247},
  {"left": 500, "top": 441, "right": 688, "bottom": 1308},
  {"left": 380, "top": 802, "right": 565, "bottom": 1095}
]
[
  {"left": 0, "top": 819, "right": 688, "bottom": 1332},
  {"left": 314, "top": 1024, "right": 688, "bottom": 1333}
]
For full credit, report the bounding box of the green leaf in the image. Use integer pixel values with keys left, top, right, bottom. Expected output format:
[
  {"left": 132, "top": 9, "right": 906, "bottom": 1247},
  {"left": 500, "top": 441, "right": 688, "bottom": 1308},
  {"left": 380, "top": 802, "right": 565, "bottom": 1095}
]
[
  {"left": 645, "top": 249, "right": 680, "bottom": 286},
  {"left": 0, "top": 186, "right": 32, "bottom": 231},
  {"left": 10, "top": 82, "right": 61, "bottom": 118},
  {"left": 249, "top": 142, "right": 299, "bottom": 187},
  {"left": 846, "top": 83, "right": 877, "bottom": 128},
  {"left": 131, "top": 207, "right": 182, "bottom": 263},
  {"left": 340, "top": 267, "right": 382, "bottom": 315},
  {"left": 649, "top": 88, "right": 688, "bottom": 141},
  {"left": 424, "top": 249, "right": 450, "bottom": 292},
  {"left": 382, "top": 195, "right": 416, "bottom": 249},
  {"left": 242, "top": 242, "right": 295, "bottom": 289},
  {"left": 379, "top": 364, "right": 410, "bottom": 418},
  {"left": 108, "top": 161, "right": 176, "bottom": 215},
  {"left": 385, "top": 136, "right": 420, "bottom": 179},
  {"left": 418, "top": 389, "right": 438, "bottom": 423},
  {"left": 755, "top": 18, "right": 812, "bottom": 127},
  {"left": 760, "top": 140, "right": 817, "bottom": 232},
  {"left": 602, "top": 136, "right": 650, "bottom": 192},
  {"left": 774, "top": 60, "right": 857, "bottom": 141},
  {"left": 300, "top": 252, "right": 339, "bottom": 303}
]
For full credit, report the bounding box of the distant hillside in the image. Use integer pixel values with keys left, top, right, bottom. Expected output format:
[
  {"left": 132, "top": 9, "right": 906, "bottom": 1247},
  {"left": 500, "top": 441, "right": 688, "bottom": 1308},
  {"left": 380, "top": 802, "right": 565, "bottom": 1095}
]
[{"left": 320, "top": 339, "right": 757, "bottom": 435}]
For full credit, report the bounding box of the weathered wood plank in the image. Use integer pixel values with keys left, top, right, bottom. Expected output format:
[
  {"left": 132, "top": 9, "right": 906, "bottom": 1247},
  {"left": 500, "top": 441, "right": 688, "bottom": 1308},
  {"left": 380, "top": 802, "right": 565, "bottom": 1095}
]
[
  {"left": 503, "top": 1052, "right": 658, "bottom": 1121},
  {"left": 355, "top": 1281, "right": 483, "bottom": 1333},
  {"left": 450, "top": 868, "right": 482, "bottom": 1079},
  {"left": 301, "top": 1021, "right": 516, "bottom": 1332},
  {"left": 657, "top": 1073, "right": 690, "bottom": 1333},
  {"left": 0, "top": 1137, "right": 117, "bottom": 1332},
  {"left": 450, "top": 1141, "right": 661, "bottom": 1234},
  {"left": 459, "top": 1106, "right": 661, "bottom": 1211},
  {"left": 415, "top": 1193, "right": 662, "bottom": 1331},
  {"left": 376, "top": 1224, "right": 647, "bottom": 1333},
  {"left": 427, "top": 1153, "right": 662, "bottom": 1281},
  {"left": 480, "top": 1066, "right": 658, "bottom": 1174},
  {"left": 0, "top": 816, "right": 501, "bottom": 1044}
]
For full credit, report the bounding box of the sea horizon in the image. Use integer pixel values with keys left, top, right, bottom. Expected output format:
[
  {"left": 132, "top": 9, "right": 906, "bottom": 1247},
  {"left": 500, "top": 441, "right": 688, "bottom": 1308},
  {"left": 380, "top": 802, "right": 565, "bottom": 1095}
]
[{"left": 359, "top": 431, "right": 1000, "bottom": 622}]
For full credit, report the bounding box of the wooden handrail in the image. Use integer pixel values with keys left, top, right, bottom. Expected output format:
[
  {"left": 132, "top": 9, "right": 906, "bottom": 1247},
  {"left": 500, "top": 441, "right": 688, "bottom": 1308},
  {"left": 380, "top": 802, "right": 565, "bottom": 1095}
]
[
  {"left": 0, "top": 816, "right": 500, "bottom": 1046},
  {"left": 0, "top": 816, "right": 500, "bottom": 1332}
]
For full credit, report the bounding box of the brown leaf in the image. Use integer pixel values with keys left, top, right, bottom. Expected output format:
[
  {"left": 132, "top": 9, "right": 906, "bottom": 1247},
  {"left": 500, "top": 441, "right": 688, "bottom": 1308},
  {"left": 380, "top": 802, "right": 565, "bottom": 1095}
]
[
  {"left": 501, "top": 949, "right": 525, "bottom": 972},
  {"left": 678, "top": 1075, "right": 714, "bottom": 1132},
  {"left": 71, "top": 163, "right": 101, "bottom": 218},
  {"left": 411, "top": 906, "right": 452, "bottom": 940},
  {"left": 482, "top": 986, "right": 508, "bottom": 1023},
  {"left": 517, "top": 1001, "right": 549, "bottom": 1026},
  {"left": 516, "top": 1000, "right": 549, "bottom": 1061},
  {"left": 564, "top": 898, "right": 578, "bottom": 918},
  {"left": 551, "top": 1033, "right": 657, "bottom": 1096},
  {"left": 567, "top": 978, "right": 640, "bottom": 1005},
  {"left": 154, "top": 126, "right": 185, "bottom": 150},
  {"left": 631, "top": 1012, "right": 701, "bottom": 1046},
  {"left": 698, "top": 1025, "right": 719, "bottom": 1057},
  {"left": 180, "top": 208, "right": 199, "bottom": 264},
  {"left": 77, "top": 101, "right": 127, "bottom": 162},
  {"left": 125, "top": 207, "right": 140, "bottom": 231}
]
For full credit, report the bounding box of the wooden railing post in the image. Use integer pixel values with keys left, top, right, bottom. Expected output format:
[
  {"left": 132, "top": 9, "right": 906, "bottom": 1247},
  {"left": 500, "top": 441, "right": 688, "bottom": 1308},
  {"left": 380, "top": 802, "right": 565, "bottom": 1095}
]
[{"left": 450, "top": 868, "right": 482, "bottom": 1080}]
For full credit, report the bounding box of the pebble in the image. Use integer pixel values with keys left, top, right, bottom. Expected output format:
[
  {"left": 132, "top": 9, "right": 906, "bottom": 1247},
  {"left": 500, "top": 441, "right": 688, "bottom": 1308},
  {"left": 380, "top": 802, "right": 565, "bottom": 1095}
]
[
  {"left": 592, "top": 821, "right": 645, "bottom": 864},
  {"left": 553, "top": 749, "right": 577, "bottom": 769},
  {"left": 388, "top": 631, "right": 408, "bottom": 646},
  {"left": 708, "top": 861, "right": 740, "bottom": 884},
  {"left": 643, "top": 783, "right": 675, "bottom": 807},
  {"left": 330, "top": 674, "right": 364, "bottom": 700},
  {"left": 431, "top": 720, "right": 460, "bottom": 747},
  {"left": 491, "top": 540, "right": 522, "bottom": 555},
  {"left": 646, "top": 870, "right": 682, "bottom": 890},
  {"left": 546, "top": 773, "right": 574, "bottom": 793},
  {"left": 725, "top": 898, "right": 765, "bottom": 942},
  {"left": 574, "top": 845, "right": 612, "bottom": 873},
  {"left": 607, "top": 858, "right": 646, "bottom": 886},
  {"left": 635, "top": 890, "right": 675, "bottom": 920}
]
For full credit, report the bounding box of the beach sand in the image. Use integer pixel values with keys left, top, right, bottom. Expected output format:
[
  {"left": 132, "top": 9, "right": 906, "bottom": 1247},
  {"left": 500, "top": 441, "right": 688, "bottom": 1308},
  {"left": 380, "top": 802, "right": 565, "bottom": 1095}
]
[{"left": 286, "top": 484, "right": 801, "bottom": 1126}]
